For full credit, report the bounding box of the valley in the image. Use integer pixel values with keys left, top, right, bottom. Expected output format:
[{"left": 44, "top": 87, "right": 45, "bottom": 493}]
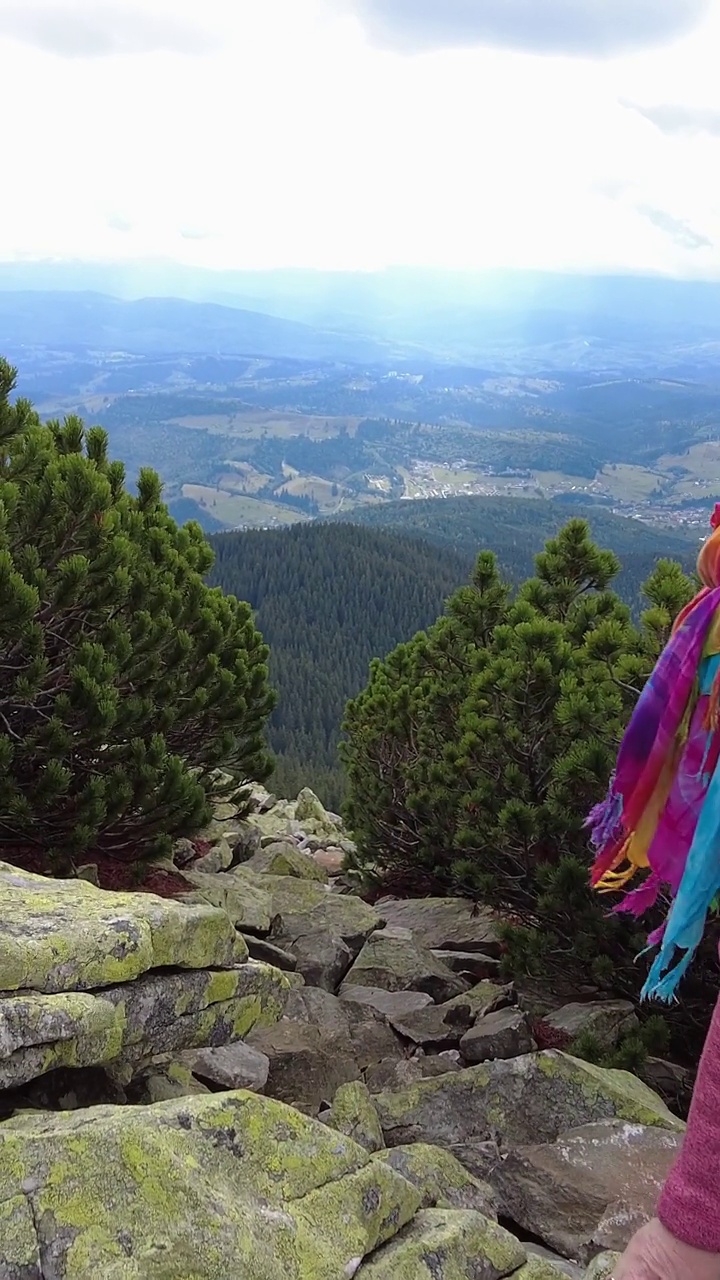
[{"left": 12, "top": 340, "right": 720, "bottom": 536}]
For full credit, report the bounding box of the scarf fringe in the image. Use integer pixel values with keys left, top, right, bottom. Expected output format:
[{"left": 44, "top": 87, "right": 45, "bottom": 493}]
[{"left": 588, "top": 580, "right": 720, "bottom": 1001}]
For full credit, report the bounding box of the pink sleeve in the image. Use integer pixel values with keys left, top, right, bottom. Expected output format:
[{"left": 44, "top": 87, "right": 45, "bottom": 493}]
[{"left": 658, "top": 992, "right": 720, "bottom": 1253}]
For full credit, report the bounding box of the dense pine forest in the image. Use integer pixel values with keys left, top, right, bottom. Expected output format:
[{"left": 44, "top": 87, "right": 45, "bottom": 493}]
[
  {"left": 208, "top": 500, "right": 699, "bottom": 806},
  {"left": 337, "top": 496, "right": 699, "bottom": 607},
  {"left": 207, "top": 523, "right": 469, "bottom": 806}
]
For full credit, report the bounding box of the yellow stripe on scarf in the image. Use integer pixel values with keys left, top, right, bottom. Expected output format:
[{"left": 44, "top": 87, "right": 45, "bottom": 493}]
[{"left": 595, "top": 753, "right": 676, "bottom": 892}]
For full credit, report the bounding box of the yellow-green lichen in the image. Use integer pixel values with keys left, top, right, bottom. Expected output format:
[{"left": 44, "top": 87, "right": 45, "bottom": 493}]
[
  {"left": 0, "top": 1194, "right": 40, "bottom": 1270},
  {"left": 371, "top": 1145, "right": 496, "bottom": 1216},
  {"left": 357, "top": 1209, "right": 526, "bottom": 1278},
  {"left": 326, "top": 1082, "right": 385, "bottom": 1153},
  {"left": 515, "top": 1257, "right": 575, "bottom": 1279},
  {"left": 536, "top": 1052, "right": 685, "bottom": 1131},
  {"left": 0, "top": 861, "right": 240, "bottom": 995},
  {"left": 0, "top": 1089, "right": 434, "bottom": 1278}
]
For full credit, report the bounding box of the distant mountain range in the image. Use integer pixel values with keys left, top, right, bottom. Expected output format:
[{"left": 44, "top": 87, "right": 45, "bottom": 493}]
[
  {"left": 4, "top": 261, "right": 720, "bottom": 371},
  {"left": 0, "top": 290, "right": 406, "bottom": 365}
]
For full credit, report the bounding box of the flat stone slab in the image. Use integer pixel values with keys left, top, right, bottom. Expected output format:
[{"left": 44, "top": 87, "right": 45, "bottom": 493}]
[
  {"left": 0, "top": 962, "right": 288, "bottom": 1089},
  {"left": 0, "top": 862, "right": 243, "bottom": 994},
  {"left": 374, "top": 898, "right": 502, "bottom": 955}
]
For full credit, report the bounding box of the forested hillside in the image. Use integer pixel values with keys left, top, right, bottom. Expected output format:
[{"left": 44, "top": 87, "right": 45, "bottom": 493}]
[
  {"left": 208, "top": 502, "right": 699, "bottom": 806},
  {"left": 336, "top": 496, "right": 698, "bottom": 607},
  {"left": 207, "top": 523, "right": 469, "bottom": 806}
]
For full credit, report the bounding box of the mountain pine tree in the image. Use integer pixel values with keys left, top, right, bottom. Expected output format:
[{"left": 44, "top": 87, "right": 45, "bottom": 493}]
[
  {"left": 343, "top": 520, "right": 695, "bottom": 989},
  {"left": 0, "top": 359, "right": 274, "bottom": 871}
]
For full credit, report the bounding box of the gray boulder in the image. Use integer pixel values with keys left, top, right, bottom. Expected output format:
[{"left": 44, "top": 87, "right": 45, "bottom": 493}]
[
  {"left": 375, "top": 897, "right": 502, "bottom": 954},
  {"left": 341, "top": 928, "right": 468, "bottom": 1004},
  {"left": 386, "top": 1004, "right": 465, "bottom": 1050},
  {"left": 433, "top": 950, "right": 503, "bottom": 981},
  {"left": 181, "top": 1042, "right": 271, "bottom": 1092},
  {"left": 544, "top": 1002, "right": 638, "bottom": 1052},
  {"left": 492, "top": 1119, "right": 683, "bottom": 1263},
  {"left": 460, "top": 1008, "right": 537, "bottom": 1062},
  {"left": 247, "top": 1019, "right": 361, "bottom": 1113},
  {"left": 340, "top": 986, "right": 434, "bottom": 1020},
  {"left": 374, "top": 1052, "right": 683, "bottom": 1153}
]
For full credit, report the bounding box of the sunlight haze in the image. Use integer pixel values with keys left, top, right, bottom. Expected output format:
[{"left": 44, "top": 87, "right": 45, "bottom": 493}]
[{"left": 1, "top": 0, "right": 720, "bottom": 275}]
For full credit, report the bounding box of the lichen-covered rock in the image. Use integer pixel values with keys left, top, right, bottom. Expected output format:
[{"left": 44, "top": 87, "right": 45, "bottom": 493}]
[
  {"left": 0, "top": 862, "right": 243, "bottom": 994},
  {"left": 432, "top": 951, "right": 503, "bottom": 982},
  {"left": 356, "top": 1209, "right": 526, "bottom": 1279},
  {"left": 442, "top": 982, "right": 515, "bottom": 1025},
  {"left": 327, "top": 1081, "right": 385, "bottom": 1152},
  {"left": 180, "top": 867, "right": 274, "bottom": 934},
  {"left": 247, "top": 800, "right": 302, "bottom": 842},
  {"left": 524, "top": 1245, "right": 583, "bottom": 1278},
  {"left": 545, "top": 1002, "right": 638, "bottom": 1052},
  {"left": 374, "top": 1052, "right": 683, "bottom": 1153},
  {"left": 295, "top": 787, "right": 344, "bottom": 838},
  {"left": 372, "top": 1144, "right": 497, "bottom": 1216},
  {"left": 0, "top": 962, "right": 288, "bottom": 1089},
  {"left": 342, "top": 928, "right": 467, "bottom": 1004},
  {"left": 0, "top": 1090, "right": 422, "bottom": 1277},
  {"left": 493, "top": 1119, "right": 683, "bottom": 1263},
  {"left": 374, "top": 898, "right": 502, "bottom": 955},
  {"left": 266, "top": 883, "right": 382, "bottom": 990},
  {"left": 584, "top": 1255, "right": 620, "bottom": 1280},
  {"left": 266, "top": 876, "right": 381, "bottom": 952},
  {"left": 246, "top": 841, "right": 329, "bottom": 883},
  {"left": 0, "top": 1193, "right": 40, "bottom": 1274},
  {"left": 128, "top": 1058, "right": 211, "bottom": 1105},
  {"left": 517, "top": 1257, "right": 582, "bottom": 1279},
  {"left": 460, "top": 1009, "right": 536, "bottom": 1062},
  {"left": 192, "top": 837, "right": 235, "bottom": 875}
]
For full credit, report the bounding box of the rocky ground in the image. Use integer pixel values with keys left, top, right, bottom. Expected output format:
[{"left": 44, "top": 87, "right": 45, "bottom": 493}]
[{"left": 0, "top": 784, "right": 688, "bottom": 1277}]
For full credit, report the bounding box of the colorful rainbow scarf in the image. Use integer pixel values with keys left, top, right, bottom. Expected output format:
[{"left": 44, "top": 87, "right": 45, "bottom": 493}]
[{"left": 589, "top": 509, "right": 720, "bottom": 1002}]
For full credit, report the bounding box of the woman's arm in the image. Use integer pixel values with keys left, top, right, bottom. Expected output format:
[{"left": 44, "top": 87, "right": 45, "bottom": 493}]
[{"left": 658, "top": 992, "right": 720, "bottom": 1252}]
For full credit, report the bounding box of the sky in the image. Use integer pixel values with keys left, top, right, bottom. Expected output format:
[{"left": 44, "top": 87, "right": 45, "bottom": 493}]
[{"left": 2, "top": 0, "right": 720, "bottom": 276}]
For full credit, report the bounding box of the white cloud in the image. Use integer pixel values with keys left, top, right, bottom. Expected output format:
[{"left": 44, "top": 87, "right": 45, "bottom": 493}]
[
  {"left": 636, "top": 205, "right": 713, "bottom": 249},
  {"left": 623, "top": 99, "right": 720, "bottom": 135},
  {"left": 0, "top": 0, "right": 219, "bottom": 57},
  {"left": 106, "top": 213, "right": 134, "bottom": 233},
  {"left": 345, "top": 0, "right": 709, "bottom": 57}
]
